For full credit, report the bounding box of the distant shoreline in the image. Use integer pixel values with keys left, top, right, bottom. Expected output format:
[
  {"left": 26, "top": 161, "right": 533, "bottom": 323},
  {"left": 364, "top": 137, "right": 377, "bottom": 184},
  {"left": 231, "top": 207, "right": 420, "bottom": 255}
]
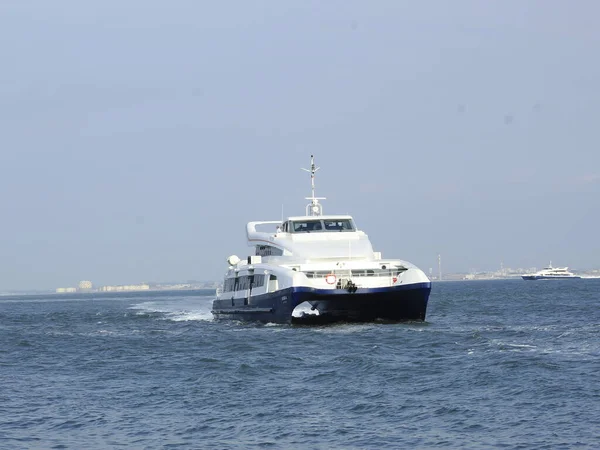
[
  {"left": 4, "top": 273, "right": 600, "bottom": 296},
  {"left": 0, "top": 287, "right": 216, "bottom": 298}
]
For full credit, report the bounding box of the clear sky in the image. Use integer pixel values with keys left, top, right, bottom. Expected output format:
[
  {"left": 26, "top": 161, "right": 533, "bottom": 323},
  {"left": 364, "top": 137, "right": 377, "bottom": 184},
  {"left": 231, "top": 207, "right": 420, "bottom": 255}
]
[{"left": 1, "top": 1, "right": 599, "bottom": 290}]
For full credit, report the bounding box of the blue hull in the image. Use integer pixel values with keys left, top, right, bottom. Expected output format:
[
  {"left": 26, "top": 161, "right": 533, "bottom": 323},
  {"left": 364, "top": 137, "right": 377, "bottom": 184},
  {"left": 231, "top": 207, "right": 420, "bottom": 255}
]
[{"left": 212, "top": 282, "right": 431, "bottom": 324}]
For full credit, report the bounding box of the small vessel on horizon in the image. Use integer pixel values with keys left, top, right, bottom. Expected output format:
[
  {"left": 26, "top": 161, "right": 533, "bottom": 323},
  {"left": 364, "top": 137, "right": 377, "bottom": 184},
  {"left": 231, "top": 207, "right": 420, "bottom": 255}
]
[
  {"left": 521, "top": 263, "right": 581, "bottom": 280},
  {"left": 211, "top": 155, "right": 432, "bottom": 324}
]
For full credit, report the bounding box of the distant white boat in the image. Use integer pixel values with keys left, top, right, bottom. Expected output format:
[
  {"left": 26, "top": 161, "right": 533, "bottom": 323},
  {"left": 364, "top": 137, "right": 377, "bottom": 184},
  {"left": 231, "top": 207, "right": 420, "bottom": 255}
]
[{"left": 522, "top": 263, "right": 580, "bottom": 280}]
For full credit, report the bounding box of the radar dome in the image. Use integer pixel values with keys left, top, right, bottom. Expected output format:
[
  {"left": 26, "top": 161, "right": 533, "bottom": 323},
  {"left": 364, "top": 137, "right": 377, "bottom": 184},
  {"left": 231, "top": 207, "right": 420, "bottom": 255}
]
[{"left": 227, "top": 255, "right": 240, "bottom": 266}]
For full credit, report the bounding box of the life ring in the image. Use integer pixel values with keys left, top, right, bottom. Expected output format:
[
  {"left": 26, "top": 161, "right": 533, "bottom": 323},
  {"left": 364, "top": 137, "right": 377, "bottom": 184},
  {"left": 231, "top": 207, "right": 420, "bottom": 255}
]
[{"left": 325, "top": 274, "right": 336, "bottom": 285}]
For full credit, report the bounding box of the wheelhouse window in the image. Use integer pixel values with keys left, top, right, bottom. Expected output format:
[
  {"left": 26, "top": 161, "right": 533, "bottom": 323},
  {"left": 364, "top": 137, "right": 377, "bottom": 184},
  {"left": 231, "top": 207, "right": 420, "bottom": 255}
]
[
  {"left": 289, "top": 218, "right": 355, "bottom": 233},
  {"left": 292, "top": 220, "right": 323, "bottom": 233},
  {"left": 323, "top": 219, "right": 354, "bottom": 232}
]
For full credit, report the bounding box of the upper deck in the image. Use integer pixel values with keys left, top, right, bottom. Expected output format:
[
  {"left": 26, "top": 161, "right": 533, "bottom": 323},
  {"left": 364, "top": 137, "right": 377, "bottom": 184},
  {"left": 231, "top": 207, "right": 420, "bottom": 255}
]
[{"left": 244, "top": 156, "right": 375, "bottom": 260}]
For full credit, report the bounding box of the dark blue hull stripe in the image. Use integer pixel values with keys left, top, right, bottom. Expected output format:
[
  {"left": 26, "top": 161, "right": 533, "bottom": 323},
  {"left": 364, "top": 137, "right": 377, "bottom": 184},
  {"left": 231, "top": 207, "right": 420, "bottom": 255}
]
[{"left": 213, "top": 282, "right": 431, "bottom": 324}]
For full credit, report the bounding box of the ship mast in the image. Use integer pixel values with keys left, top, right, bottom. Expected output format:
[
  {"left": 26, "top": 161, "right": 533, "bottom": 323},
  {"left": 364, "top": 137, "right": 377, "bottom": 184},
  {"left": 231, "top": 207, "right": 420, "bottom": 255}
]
[{"left": 301, "top": 154, "right": 326, "bottom": 216}]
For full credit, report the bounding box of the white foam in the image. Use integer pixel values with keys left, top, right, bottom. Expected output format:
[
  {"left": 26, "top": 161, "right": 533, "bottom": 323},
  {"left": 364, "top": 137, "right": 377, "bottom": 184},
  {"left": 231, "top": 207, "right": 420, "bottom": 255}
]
[
  {"left": 167, "top": 310, "right": 214, "bottom": 322},
  {"left": 504, "top": 343, "right": 537, "bottom": 349},
  {"left": 292, "top": 301, "right": 319, "bottom": 317},
  {"left": 129, "top": 297, "right": 214, "bottom": 322}
]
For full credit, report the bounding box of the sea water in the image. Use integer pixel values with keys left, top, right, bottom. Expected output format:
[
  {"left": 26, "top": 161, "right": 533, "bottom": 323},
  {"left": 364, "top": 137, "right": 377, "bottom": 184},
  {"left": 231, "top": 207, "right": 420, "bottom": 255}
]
[{"left": 1, "top": 280, "right": 599, "bottom": 449}]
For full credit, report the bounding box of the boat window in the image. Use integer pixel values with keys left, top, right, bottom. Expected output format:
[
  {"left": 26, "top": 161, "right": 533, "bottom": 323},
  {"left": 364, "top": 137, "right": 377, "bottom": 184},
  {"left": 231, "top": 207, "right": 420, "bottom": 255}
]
[
  {"left": 323, "top": 219, "right": 355, "bottom": 232},
  {"left": 292, "top": 220, "right": 323, "bottom": 233},
  {"left": 255, "top": 245, "right": 283, "bottom": 256},
  {"left": 225, "top": 274, "right": 266, "bottom": 292},
  {"left": 223, "top": 277, "right": 236, "bottom": 292},
  {"left": 253, "top": 274, "right": 265, "bottom": 287},
  {"left": 267, "top": 274, "right": 278, "bottom": 293},
  {"left": 289, "top": 219, "right": 355, "bottom": 232}
]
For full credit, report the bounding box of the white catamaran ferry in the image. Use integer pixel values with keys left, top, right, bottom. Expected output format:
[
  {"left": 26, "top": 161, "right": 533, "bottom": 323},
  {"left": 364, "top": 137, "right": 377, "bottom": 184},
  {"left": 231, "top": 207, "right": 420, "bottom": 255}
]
[
  {"left": 212, "top": 156, "right": 432, "bottom": 324},
  {"left": 521, "top": 263, "right": 581, "bottom": 280}
]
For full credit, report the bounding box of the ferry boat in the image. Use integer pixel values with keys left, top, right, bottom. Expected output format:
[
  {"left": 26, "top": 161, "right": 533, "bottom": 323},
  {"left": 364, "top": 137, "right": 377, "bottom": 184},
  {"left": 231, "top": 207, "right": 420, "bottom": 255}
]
[
  {"left": 211, "top": 156, "right": 432, "bottom": 324},
  {"left": 521, "top": 263, "right": 581, "bottom": 280}
]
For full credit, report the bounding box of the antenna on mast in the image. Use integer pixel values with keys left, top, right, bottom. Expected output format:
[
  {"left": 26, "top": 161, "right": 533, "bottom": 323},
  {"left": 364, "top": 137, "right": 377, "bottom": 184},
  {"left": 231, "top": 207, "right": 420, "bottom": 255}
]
[{"left": 301, "top": 155, "right": 326, "bottom": 216}]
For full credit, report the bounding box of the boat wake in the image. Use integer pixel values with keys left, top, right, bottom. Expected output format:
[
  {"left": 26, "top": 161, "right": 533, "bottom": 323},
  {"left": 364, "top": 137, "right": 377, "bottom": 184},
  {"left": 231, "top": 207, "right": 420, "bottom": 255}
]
[{"left": 129, "top": 297, "right": 214, "bottom": 322}]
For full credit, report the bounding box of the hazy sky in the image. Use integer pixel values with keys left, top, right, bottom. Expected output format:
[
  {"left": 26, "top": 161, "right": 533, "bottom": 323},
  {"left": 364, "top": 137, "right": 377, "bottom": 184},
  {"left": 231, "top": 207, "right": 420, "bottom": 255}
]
[{"left": 1, "top": 1, "right": 599, "bottom": 290}]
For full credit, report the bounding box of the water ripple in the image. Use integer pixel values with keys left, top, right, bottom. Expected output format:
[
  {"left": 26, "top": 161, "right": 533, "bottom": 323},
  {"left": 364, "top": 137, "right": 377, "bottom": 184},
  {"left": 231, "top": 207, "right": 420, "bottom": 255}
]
[{"left": 1, "top": 282, "right": 599, "bottom": 448}]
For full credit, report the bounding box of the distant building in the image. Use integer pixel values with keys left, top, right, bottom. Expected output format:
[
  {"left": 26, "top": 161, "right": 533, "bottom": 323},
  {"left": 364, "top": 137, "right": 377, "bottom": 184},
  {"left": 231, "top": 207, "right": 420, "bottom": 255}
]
[
  {"left": 78, "top": 280, "right": 93, "bottom": 290},
  {"left": 99, "top": 284, "right": 150, "bottom": 292},
  {"left": 56, "top": 287, "right": 77, "bottom": 293}
]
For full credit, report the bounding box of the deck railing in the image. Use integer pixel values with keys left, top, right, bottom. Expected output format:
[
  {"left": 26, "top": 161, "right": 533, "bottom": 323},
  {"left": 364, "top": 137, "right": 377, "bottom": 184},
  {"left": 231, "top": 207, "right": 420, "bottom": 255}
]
[{"left": 303, "top": 268, "right": 406, "bottom": 278}]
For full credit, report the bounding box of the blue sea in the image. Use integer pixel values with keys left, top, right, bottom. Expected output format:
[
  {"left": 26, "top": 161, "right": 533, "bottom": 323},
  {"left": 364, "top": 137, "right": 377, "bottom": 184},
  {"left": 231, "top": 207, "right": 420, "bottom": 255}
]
[{"left": 1, "top": 280, "right": 599, "bottom": 449}]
